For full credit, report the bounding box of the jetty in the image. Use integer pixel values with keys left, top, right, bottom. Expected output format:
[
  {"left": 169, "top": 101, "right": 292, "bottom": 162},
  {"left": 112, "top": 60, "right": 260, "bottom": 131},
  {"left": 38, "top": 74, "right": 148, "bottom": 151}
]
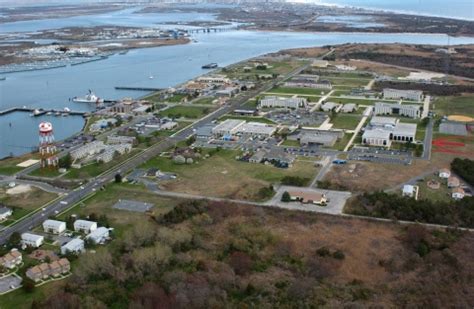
[
  {"left": 0, "top": 107, "right": 88, "bottom": 117},
  {"left": 115, "top": 86, "right": 164, "bottom": 92}
]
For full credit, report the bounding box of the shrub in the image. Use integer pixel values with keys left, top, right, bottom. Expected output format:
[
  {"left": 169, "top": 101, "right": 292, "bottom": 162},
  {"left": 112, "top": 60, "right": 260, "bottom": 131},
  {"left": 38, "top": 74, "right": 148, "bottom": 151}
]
[{"left": 281, "top": 191, "right": 291, "bottom": 203}]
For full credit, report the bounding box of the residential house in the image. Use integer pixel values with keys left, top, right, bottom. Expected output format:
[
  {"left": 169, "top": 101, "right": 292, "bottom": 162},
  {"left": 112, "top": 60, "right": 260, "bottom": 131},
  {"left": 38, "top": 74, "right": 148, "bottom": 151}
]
[
  {"left": 448, "top": 176, "right": 460, "bottom": 188},
  {"left": 402, "top": 185, "right": 416, "bottom": 198},
  {"left": 73, "top": 220, "right": 97, "bottom": 234},
  {"left": 288, "top": 191, "right": 327, "bottom": 206},
  {"left": 452, "top": 188, "right": 465, "bottom": 200},
  {"left": 42, "top": 219, "right": 66, "bottom": 234},
  {"left": 86, "top": 227, "right": 110, "bottom": 244},
  {"left": 439, "top": 168, "right": 451, "bottom": 179},
  {"left": 61, "top": 238, "right": 85, "bottom": 255},
  {"left": 0, "top": 249, "right": 22, "bottom": 270},
  {"left": 21, "top": 233, "right": 44, "bottom": 248}
]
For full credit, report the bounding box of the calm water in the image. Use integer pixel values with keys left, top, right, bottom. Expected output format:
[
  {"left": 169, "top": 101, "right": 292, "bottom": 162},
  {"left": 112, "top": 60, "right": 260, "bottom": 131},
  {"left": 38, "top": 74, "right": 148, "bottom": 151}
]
[
  {"left": 322, "top": 0, "right": 474, "bottom": 21},
  {"left": 1, "top": 8, "right": 474, "bottom": 158}
]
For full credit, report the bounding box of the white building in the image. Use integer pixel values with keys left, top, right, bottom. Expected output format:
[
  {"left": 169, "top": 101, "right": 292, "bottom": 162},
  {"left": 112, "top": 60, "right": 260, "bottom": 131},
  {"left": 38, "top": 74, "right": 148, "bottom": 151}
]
[
  {"left": 341, "top": 103, "right": 357, "bottom": 113},
  {"left": 96, "top": 144, "right": 132, "bottom": 163},
  {"left": 61, "top": 238, "right": 85, "bottom": 255},
  {"left": 71, "top": 141, "right": 106, "bottom": 160},
  {"left": 197, "top": 75, "right": 230, "bottom": 84},
  {"left": 42, "top": 219, "right": 66, "bottom": 234},
  {"left": 383, "top": 88, "right": 423, "bottom": 102},
  {"left": 21, "top": 233, "right": 44, "bottom": 248},
  {"left": 260, "top": 96, "right": 307, "bottom": 109},
  {"left": 321, "top": 102, "right": 340, "bottom": 112},
  {"left": 439, "top": 168, "right": 451, "bottom": 179},
  {"left": 312, "top": 60, "right": 329, "bottom": 68},
  {"left": 86, "top": 227, "right": 110, "bottom": 244},
  {"left": 402, "top": 185, "right": 416, "bottom": 198},
  {"left": 237, "top": 122, "right": 277, "bottom": 138},
  {"left": 212, "top": 119, "right": 246, "bottom": 136},
  {"left": 362, "top": 117, "right": 417, "bottom": 147},
  {"left": 74, "top": 220, "right": 98, "bottom": 234},
  {"left": 106, "top": 135, "right": 136, "bottom": 145},
  {"left": 452, "top": 188, "right": 465, "bottom": 200},
  {"left": 374, "top": 102, "right": 422, "bottom": 119},
  {"left": 0, "top": 206, "right": 12, "bottom": 221}
]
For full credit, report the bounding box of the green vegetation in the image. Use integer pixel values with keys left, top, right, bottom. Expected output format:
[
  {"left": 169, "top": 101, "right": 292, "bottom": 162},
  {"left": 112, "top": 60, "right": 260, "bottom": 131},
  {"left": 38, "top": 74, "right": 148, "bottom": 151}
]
[
  {"left": 0, "top": 155, "right": 37, "bottom": 175},
  {"left": 332, "top": 133, "right": 353, "bottom": 151},
  {"left": 192, "top": 97, "right": 215, "bottom": 105},
  {"left": 346, "top": 191, "right": 474, "bottom": 228},
  {"left": 330, "top": 114, "right": 362, "bottom": 130},
  {"left": 280, "top": 176, "right": 310, "bottom": 187},
  {"left": 433, "top": 95, "right": 474, "bottom": 117},
  {"left": 219, "top": 115, "right": 276, "bottom": 124},
  {"left": 268, "top": 86, "right": 326, "bottom": 96},
  {"left": 281, "top": 139, "right": 301, "bottom": 147},
  {"left": 451, "top": 158, "right": 474, "bottom": 186},
  {"left": 159, "top": 106, "right": 212, "bottom": 119}
]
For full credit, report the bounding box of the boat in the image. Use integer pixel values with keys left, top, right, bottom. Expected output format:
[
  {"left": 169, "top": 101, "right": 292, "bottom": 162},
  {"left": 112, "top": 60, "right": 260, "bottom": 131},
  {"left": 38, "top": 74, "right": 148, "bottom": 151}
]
[
  {"left": 149, "top": 75, "right": 154, "bottom": 79},
  {"left": 202, "top": 63, "right": 218, "bottom": 69},
  {"left": 32, "top": 109, "right": 41, "bottom": 116},
  {"left": 72, "top": 90, "right": 104, "bottom": 103}
]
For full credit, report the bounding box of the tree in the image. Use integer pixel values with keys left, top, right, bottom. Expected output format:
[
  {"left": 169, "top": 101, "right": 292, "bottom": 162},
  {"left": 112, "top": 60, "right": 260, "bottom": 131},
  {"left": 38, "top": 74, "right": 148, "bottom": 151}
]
[
  {"left": 114, "top": 173, "right": 122, "bottom": 183},
  {"left": 59, "top": 153, "right": 72, "bottom": 169},
  {"left": 7, "top": 232, "right": 21, "bottom": 249},
  {"left": 281, "top": 191, "right": 291, "bottom": 203}
]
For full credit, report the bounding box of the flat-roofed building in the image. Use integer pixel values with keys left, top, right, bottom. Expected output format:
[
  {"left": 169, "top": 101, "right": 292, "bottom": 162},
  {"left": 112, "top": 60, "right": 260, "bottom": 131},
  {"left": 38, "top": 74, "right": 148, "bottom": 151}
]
[
  {"left": 341, "top": 103, "right": 357, "bottom": 113},
  {"left": 299, "top": 131, "right": 342, "bottom": 147},
  {"left": 374, "top": 102, "right": 422, "bottom": 119},
  {"left": 42, "top": 220, "right": 66, "bottom": 234},
  {"left": 71, "top": 141, "right": 106, "bottom": 160},
  {"left": 21, "top": 233, "right": 44, "bottom": 248},
  {"left": 312, "top": 60, "right": 329, "bottom": 68},
  {"left": 197, "top": 75, "right": 230, "bottom": 84},
  {"left": 237, "top": 122, "right": 276, "bottom": 138},
  {"left": 73, "top": 220, "right": 98, "bottom": 234},
  {"left": 383, "top": 88, "right": 423, "bottom": 102},
  {"left": 321, "top": 102, "right": 340, "bottom": 112},
  {"left": 61, "top": 238, "right": 85, "bottom": 255},
  {"left": 211, "top": 119, "right": 246, "bottom": 137},
  {"left": 107, "top": 135, "right": 136, "bottom": 145},
  {"left": 363, "top": 117, "right": 417, "bottom": 147},
  {"left": 362, "top": 128, "right": 392, "bottom": 147},
  {"left": 260, "top": 96, "right": 307, "bottom": 109},
  {"left": 86, "top": 227, "right": 110, "bottom": 245}
]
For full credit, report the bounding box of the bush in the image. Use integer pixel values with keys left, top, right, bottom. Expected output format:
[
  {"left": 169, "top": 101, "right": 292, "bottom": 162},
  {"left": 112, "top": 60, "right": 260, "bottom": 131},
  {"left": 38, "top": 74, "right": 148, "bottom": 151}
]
[
  {"left": 316, "top": 247, "right": 331, "bottom": 257},
  {"left": 332, "top": 250, "right": 345, "bottom": 260},
  {"left": 281, "top": 176, "right": 309, "bottom": 187},
  {"left": 451, "top": 158, "right": 474, "bottom": 186},
  {"left": 281, "top": 191, "right": 291, "bottom": 203}
]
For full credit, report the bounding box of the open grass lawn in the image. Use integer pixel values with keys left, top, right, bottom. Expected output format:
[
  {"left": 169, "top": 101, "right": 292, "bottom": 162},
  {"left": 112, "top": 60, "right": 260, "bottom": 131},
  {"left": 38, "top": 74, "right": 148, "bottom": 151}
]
[
  {"left": 219, "top": 115, "right": 276, "bottom": 124},
  {"left": 57, "top": 183, "right": 178, "bottom": 237},
  {"left": 65, "top": 149, "right": 142, "bottom": 180},
  {"left": 0, "top": 279, "right": 66, "bottom": 309},
  {"left": 139, "top": 149, "right": 317, "bottom": 201},
  {"left": 242, "top": 99, "right": 258, "bottom": 109},
  {"left": 331, "top": 133, "right": 354, "bottom": 151},
  {"left": 159, "top": 106, "right": 213, "bottom": 119},
  {"left": 281, "top": 139, "right": 301, "bottom": 147},
  {"left": 330, "top": 114, "right": 363, "bottom": 130},
  {"left": 0, "top": 187, "right": 58, "bottom": 220},
  {"left": 30, "top": 167, "right": 62, "bottom": 178},
  {"left": 325, "top": 77, "right": 371, "bottom": 88},
  {"left": 192, "top": 97, "right": 215, "bottom": 105},
  {"left": 416, "top": 176, "right": 452, "bottom": 203},
  {"left": 268, "top": 86, "right": 326, "bottom": 96},
  {"left": 433, "top": 95, "right": 474, "bottom": 117},
  {"left": 0, "top": 154, "right": 39, "bottom": 176}
]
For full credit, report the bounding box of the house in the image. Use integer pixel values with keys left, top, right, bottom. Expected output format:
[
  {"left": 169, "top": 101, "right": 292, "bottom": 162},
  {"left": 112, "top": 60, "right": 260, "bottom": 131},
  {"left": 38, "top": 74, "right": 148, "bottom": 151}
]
[
  {"left": 0, "top": 249, "right": 22, "bottom": 270},
  {"left": 0, "top": 206, "right": 12, "bottom": 221},
  {"left": 321, "top": 102, "right": 340, "bottom": 112},
  {"left": 61, "top": 238, "right": 85, "bottom": 255},
  {"left": 448, "top": 176, "right": 460, "bottom": 188},
  {"left": 49, "top": 260, "right": 62, "bottom": 277},
  {"left": 439, "top": 169, "right": 451, "bottom": 179},
  {"left": 402, "top": 185, "right": 416, "bottom": 198},
  {"left": 341, "top": 103, "right": 357, "bottom": 113},
  {"left": 452, "top": 188, "right": 465, "bottom": 200},
  {"left": 73, "top": 220, "right": 97, "bottom": 234},
  {"left": 21, "top": 233, "right": 44, "bottom": 248},
  {"left": 86, "top": 227, "right": 110, "bottom": 244},
  {"left": 25, "top": 258, "right": 70, "bottom": 282},
  {"left": 26, "top": 265, "right": 43, "bottom": 282},
  {"left": 42, "top": 219, "right": 66, "bottom": 234},
  {"left": 58, "top": 258, "right": 71, "bottom": 273},
  {"left": 288, "top": 191, "right": 327, "bottom": 206}
]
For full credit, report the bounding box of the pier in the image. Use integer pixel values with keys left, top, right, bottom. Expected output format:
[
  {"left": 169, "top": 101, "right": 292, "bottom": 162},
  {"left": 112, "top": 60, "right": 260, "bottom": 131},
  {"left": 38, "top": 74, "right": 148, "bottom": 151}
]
[
  {"left": 115, "top": 86, "right": 164, "bottom": 92},
  {"left": 0, "top": 107, "right": 88, "bottom": 117}
]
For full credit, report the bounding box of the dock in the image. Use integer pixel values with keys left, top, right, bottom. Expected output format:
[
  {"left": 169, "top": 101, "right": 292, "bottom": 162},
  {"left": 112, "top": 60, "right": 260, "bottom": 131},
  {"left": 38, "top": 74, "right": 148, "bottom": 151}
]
[
  {"left": 0, "top": 107, "right": 88, "bottom": 117},
  {"left": 115, "top": 86, "right": 164, "bottom": 92}
]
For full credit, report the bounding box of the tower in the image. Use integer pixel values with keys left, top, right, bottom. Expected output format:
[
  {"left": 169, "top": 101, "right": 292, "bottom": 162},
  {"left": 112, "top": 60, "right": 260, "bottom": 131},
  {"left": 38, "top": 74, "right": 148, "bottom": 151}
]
[{"left": 39, "top": 122, "right": 58, "bottom": 169}]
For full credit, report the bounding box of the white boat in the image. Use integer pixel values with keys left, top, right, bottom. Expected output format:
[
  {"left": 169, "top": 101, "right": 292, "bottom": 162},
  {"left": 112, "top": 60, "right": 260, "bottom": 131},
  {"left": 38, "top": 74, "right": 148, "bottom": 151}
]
[
  {"left": 149, "top": 75, "right": 154, "bottom": 79},
  {"left": 72, "top": 90, "right": 103, "bottom": 103}
]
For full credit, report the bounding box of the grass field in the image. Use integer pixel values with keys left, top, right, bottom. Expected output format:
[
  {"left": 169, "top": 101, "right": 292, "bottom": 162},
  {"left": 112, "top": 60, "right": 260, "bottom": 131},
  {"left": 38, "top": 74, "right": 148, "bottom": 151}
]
[
  {"left": 159, "top": 106, "right": 212, "bottom": 119},
  {"left": 0, "top": 187, "right": 58, "bottom": 220},
  {"left": 433, "top": 95, "right": 474, "bottom": 117},
  {"left": 332, "top": 133, "right": 354, "bottom": 151},
  {"left": 0, "top": 154, "right": 39, "bottom": 176},
  {"left": 65, "top": 149, "right": 141, "bottom": 180},
  {"left": 325, "top": 77, "right": 371, "bottom": 88},
  {"left": 218, "top": 115, "right": 276, "bottom": 124},
  {"left": 139, "top": 149, "right": 317, "bottom": 201},
  {"left": 192, "top": 97, "right": 215, "bottom": 105},
  {"left": 268, "top": 86, "right": 326, "bottom": 96},
  {"left": 416, "top": 176, "right": 452, "bottom": 203},
  {"left": 330, "top": 114, "right": 363, "bottom": 130}
]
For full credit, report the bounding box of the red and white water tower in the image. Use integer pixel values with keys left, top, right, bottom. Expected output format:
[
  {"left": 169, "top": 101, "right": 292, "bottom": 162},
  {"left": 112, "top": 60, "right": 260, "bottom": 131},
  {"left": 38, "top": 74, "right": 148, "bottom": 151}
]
[{"left": 39, "top": 122, "right": 58, "bottom": 169}]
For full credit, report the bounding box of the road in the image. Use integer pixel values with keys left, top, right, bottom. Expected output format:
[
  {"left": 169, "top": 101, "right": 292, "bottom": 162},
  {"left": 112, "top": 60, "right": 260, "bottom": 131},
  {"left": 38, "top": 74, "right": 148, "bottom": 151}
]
[
  {"left": 0, "top": 61, "right": 312, "bottom": 245},
  {"left": 423, "top": 117, "right": 434, "bottom": 160}
]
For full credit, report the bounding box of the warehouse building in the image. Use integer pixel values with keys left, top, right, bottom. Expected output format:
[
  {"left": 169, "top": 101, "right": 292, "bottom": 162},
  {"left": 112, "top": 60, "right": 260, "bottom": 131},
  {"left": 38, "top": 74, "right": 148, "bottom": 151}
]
[
  {"left": 374, "top": 102, "right": 422, "bottom": 119},
  {"left": 383, "top": 88, "right": 423, "bottom": 102},
  {"left": 260, "top": 96, "right": 307, "bottom": 109},
  {"left": 211, "top": 119, "right": 246, "bottom": 136}
]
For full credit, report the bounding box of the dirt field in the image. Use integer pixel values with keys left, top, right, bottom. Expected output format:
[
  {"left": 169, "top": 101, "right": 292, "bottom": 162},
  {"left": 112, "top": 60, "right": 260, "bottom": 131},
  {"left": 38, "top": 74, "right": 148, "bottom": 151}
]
[{"left": 0, "top": 187, "right": 57, "bottom": 211}]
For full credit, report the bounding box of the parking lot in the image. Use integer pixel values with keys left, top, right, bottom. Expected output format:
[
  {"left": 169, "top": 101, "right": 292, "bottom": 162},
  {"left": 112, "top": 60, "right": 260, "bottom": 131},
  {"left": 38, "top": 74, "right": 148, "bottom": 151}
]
[
  {"left": 113, "top": 199, "right": 154, "bottom": 213},
  {"left": 266, "top": 110, "right": 327, "bottom": 127},
  {"left": 348, "top": 153, "right": 412, "bottom": 165},
  {"left": 0, "top": 274, "right": 22, "bottom": 294}
]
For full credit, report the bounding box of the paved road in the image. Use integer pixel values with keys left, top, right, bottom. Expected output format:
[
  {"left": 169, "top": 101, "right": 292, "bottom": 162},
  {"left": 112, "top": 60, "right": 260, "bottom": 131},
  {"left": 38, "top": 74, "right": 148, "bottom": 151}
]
[
  {"left": 0, "top": 62, "right": 312, "bottom": 245},
  {"left": 0, "top": 176, "right": 68, "bottom": 194},
  {"left": 423, "top": 117, "right": 434, "bottom": 160},
  {"left": 310, "top": 155, "right": 335, "bottom": 187}
]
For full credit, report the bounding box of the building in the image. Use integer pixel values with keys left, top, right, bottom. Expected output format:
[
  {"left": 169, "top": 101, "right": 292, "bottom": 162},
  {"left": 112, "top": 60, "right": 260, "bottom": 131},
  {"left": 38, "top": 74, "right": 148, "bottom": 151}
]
[
  {"left": 362, "top": 117, "right": 417, "bottom": 147},
  {"left": 0, "top": 206, "right": 12, "bottom": 221},
  {"left": 195, "top": 123, "right": 215, "bottom": 141},
  {"left": 73, "top": 220, "right": 97, "bottom": 234},
  {"left": 299, "top": 131, "right": 343, "bottom": 147},
  {"left": 211, "top": 119, "right": 245, "bottom": 137},
  {"left": 439, "top": 168, "right": 451, "bottom": 179},
  {"left": 383, "top": 88, "right": 423, "bottom": 102},
  {"left": 287, "top": 191, "right": 327, "bottom": 205},
  {"left": 341, "top": 103, "right": 357, "bottom": 113},
  {"left": 321, "top": 102, "right": 340, "bottom": 112},
  {"left": 237, "top": 122, "right": 277, "bottom": 138},
  {"left": 106, "top": 135, "right": 136, "bottom": 145},
  {"left": 284, "top": 74, "right": 320, "bottom": 88},
  {"left": 452, "top": 188, "right": 465, "bottom": 200},
  {"left": 374, "top": 102, "right": 422, "bottom": 119},
  {"left": 42, "top": 219, "right": 66, "bottom": 234},
  {"left": 96, "top": 144, "right": 132, "bottom": 163},
  {"left": 312, "top": 60, "right": 329, "bottom": 68},
  {"left": 26, "top": 258, "right": 70, "bottom": 282},
  {"left": 0, "top": 249, "right": 22, "bottom": 270},
  {"left": 197, "top": 75, "right": 230, "bottom": 84},
  {"left": 260, "top": 96, "right": 307, "bottom": 109},
  {"left": 61, "top": 238, "right": 85, "bottom": 255},
  {"left": 161, "top": 121, "right": 178, "bottom": 130},
  {"left": 71, "top": 141, "right": 106, "bottom": 160},
  {"left": 215, "top": 86, "right": 239, "bottom": 98},
  {"left": 402, "top": 185, "right": 416, "bottom": 198},
  {"left": 86, "top": 227, "right": 110, "bottom": 244},
  {"left": 21, "top": 233, "right": 44, "bottom": 248},
  {"left": 448, "top": 176, "right": 460, "bottom": 188}
]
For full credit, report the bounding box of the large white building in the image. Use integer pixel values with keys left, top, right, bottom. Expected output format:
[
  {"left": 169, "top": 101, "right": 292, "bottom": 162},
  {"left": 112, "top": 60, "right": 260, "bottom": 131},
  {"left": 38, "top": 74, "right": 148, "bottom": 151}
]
[
  {"left": 374, "top": 102, "right": 422, "bottom": 119},
  {"left": 86, "top": 227, "right": 110, "bottom": 244},
  {"left": 71, "top": 141, "right": 106, "bottom": 160},
  {"left": 96, "top": 144, "right": 132, "bottom": 163},
  {"left": 197, "top": 75, "right": 230, "bottom": 84},
  {"left": 74, "top": 220, "right": 98, "bottom": 234},
  {"left": 42, "top": 219, "right": 66, "bottom": 234},
  {"left": 21, "top": 233, "right": 44, "bottom": 248},
  {"left": 362, "top": 117, "right": 417, "bottom": 147},
  {"left": 61, "top": 238, "right": 85, "bottom": 255},
  {"left": 211, "top": 119, "right": 246, "bottom": 136},
  {"left": 237, "top": 122, "right": 277, "bottom": 138},
  {"left": 260, "top": 96, "right": 307, "bottom": 109},
  {"left": 383, "top": 88, "right": 423, "bottom": 102}
]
